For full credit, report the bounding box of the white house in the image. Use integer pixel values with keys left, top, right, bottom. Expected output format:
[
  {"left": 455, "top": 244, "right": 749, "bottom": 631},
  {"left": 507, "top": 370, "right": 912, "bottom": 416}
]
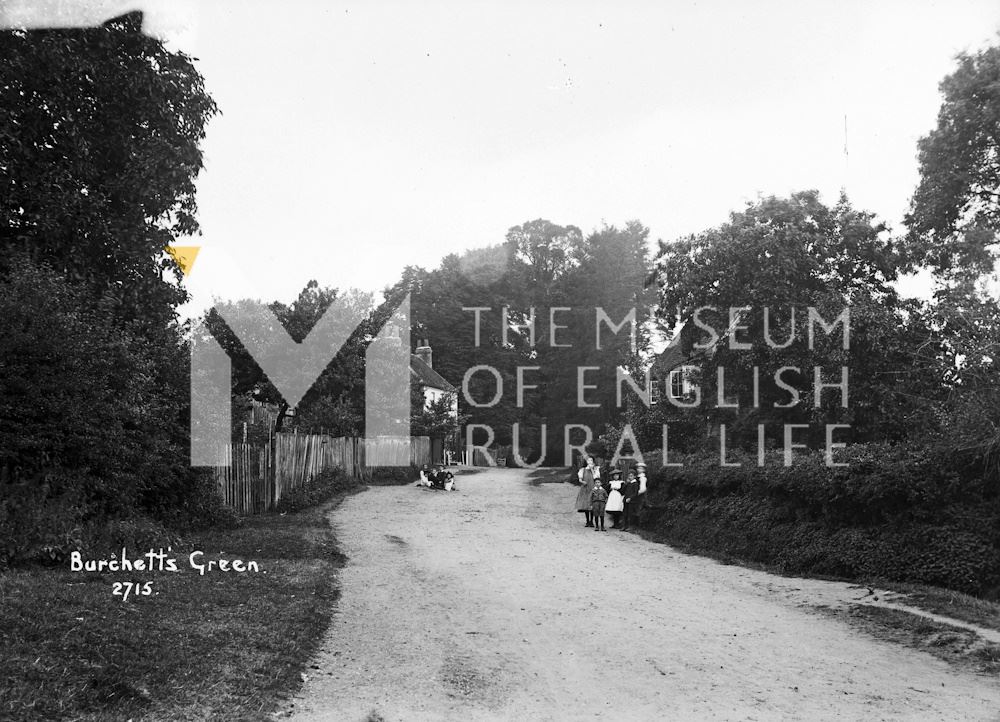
[{"left": 410, "top": 339, "right": 458, "bottom": 417}]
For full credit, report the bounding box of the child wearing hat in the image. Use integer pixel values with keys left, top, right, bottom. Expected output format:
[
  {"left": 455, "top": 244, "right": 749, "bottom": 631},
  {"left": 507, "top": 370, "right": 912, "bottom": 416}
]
[
  {"left": 605, "top": 468, "right": 625, "bottom": 528},
  {"left": 621, "top": 463, "right": 647, "bottom": 531},
  {"left": 621, "top": 468, "right": 639, "bottom": 531}
]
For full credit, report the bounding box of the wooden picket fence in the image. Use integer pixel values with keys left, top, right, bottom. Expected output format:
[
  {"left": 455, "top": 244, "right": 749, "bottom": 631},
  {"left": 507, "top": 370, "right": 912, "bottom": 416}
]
[
  {"left": 364, "top": 435, "right": 431, "bottom": 467},
  {"left": 213, "top": 433, "right": 433, "bottom": 514},
  {"left": 215, "top": 442, "right": 272, "bottom": 514}
]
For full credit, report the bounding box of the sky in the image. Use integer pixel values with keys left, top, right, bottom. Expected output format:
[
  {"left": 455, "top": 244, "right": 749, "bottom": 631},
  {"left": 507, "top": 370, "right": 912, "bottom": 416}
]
[{"left": 16, "top": 0, "right": 999, "bottom": 315}]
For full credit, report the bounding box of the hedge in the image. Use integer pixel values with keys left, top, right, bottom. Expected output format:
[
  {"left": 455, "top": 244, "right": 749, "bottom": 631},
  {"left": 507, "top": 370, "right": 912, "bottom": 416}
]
[
  {"left": 1, "top": 470, "right": 239, "bottom": 568},
  {"left": 274, "top": 467, "right": 359, "bottom": 513},
  {"left": 637, "top": 443, "right": 1000, "bottom": 597}
]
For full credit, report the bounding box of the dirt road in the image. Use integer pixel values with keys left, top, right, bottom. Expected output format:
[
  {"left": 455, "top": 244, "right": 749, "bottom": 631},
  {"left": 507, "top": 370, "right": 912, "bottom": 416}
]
[{"left": 288, "top": 468, "right": 1000, "bottom": 721}]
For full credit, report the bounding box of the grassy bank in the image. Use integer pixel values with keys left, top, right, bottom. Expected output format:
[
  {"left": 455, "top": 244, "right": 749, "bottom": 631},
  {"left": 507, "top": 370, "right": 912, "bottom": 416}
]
[
  {"left": 816, "top": 603, "right": 1000, "bottom": 677},
  {"left": 0, "top": 483, "right": 361, "bottom": 721}
]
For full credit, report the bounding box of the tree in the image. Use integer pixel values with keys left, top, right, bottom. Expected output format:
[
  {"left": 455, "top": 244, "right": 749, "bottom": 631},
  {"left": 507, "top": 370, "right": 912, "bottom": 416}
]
[
  {"left": 902, "top": 43, "right": 1000, "bottom": 467},
  {"left": 505, "top": 219, "right": 583, "bottom": 302},
  {"left": 384, "top": 256, "right": 534, "bottom": 449},
  {"left": 905, "top": 42, "right": 1000, "bottom": 281},
  {"left": 531, "top": 221, "right": 657, "bottom": 461},
  {"left": 912, "top": 287, "right": 1000, "bottom": 468},
  {"left": 0, "top": 14, "right": 222, "bottom": 560},
  {"left": 290, "top": 396, "right": 363, "bottom": 438},
  {"left": 650, "top": 191, "right": 926, "bottom": 448},
  {"left": 388, "top": 220, "right": 657, "bottom": 464},
  {"left": 202, "top": 282, "right": 376, "bottom": 435},
  {"left": 0, "top": 12, "right": 218, "bottom": 329},
  {"left": 411, "top": 391, "right": 467, "bottom": 438}
]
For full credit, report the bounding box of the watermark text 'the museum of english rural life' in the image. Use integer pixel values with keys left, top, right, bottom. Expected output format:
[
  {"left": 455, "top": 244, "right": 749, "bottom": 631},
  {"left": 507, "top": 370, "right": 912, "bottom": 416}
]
[
  {"left": 190, "top": 299, "right": 851, "bottom": 468},
  {"left": 459, "top": 305, "right": 851, "bottom": 468}
]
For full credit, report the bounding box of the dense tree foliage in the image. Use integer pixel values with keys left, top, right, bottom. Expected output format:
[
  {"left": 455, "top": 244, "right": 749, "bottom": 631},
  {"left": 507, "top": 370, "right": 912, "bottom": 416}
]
[
  {"left": 903, "top": 41, "right": 1000, "bottom": 464},
  {"left": 905, "top": 43, "right": 1000, "bottom": 280},
  {"left": 384, "top": 248, "right": 533, "bottom": 450},
  {"left": 0, "top": 14, "right": 221, "bottom": 564},
  {"left": 411, "top": 392, "right": 467, "bottom": 438},
  {"left": 0, "top": 256, "right": 235, "bottom": 563},
  {"left": 0, "top": 12, "right": 217, "bottom": 328},
  {"left": 202, "top": 281, "right": 376, "bottom": 437},
  {"left": 915, "top": 286, "right": 1000, "bottom": 467},
  {"left": 383, "top": 220, "right": 655, "bottom": 463},
  {"left": 639, "top": 191, "right": 936, "bottom": 449}
]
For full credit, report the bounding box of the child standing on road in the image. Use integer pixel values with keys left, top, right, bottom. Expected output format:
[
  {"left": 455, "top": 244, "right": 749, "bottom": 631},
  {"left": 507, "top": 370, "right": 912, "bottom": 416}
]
[
  {"left": 621, "top": 467, "right": 647, "bottom": 531},
  {"left": 575, "top": 456, "right": 600, "bottom": 526},
  {"left": 591, "top": 482, "right": 608, "bottom": 531},
  {"left": 605, "top": 469, "right": 624, "bottom": 528}
]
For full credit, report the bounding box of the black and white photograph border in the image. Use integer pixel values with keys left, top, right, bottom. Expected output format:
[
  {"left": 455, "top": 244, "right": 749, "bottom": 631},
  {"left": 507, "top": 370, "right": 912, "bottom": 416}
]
[{"left": 1, "top": 1, "right": 1000, "bottom": 720}]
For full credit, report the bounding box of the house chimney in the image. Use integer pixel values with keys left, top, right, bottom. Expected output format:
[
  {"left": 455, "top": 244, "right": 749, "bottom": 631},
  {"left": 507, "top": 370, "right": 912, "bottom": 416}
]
[{"left": 416, "top": 338, "right": 433, "bottom": 368}]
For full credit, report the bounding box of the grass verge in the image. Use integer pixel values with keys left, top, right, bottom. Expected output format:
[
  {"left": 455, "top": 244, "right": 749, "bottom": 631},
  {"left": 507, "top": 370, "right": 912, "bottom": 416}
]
[
  {"left": 0, "top": 486, "right": 362, "bottom": 721},
  {"left": 814, "top": 604, "right": 1000, "bottom": 677},
  {"left": 876, "top": 581, "right": 1000, "bottom": 632}
]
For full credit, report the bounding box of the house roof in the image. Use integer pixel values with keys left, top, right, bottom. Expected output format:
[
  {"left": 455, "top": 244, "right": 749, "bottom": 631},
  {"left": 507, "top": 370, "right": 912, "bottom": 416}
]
[
  {"left": 654, "top": 337, "right": 690, "bottom": 374},
  {"left": 410, "top": 354, "right": 457, "bottom": 393},
  {"left": 652, "top": 308, "right": 748, "bottom": 377},
  {"left": 652, "top": 321, "right": 708, "bottom": 377}
]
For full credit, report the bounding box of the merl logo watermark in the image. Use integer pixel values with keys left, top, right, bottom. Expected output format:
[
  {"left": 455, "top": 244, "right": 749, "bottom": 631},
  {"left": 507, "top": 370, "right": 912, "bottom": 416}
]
[{"left": 190, "top": 295, "right": 411, "bottom": 467}]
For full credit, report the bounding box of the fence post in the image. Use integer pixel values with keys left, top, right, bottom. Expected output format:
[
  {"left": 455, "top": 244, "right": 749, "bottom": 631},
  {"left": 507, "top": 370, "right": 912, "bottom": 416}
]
[{"left": 268, "top": 434, "right": 276, "bottom": 510}]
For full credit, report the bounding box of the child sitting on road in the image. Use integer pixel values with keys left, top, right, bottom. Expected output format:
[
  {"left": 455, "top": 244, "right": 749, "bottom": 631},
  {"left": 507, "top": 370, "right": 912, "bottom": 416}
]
[
  {"left": 590, "top": 482, "right": 608, "bottom": 531},
  {"left": 436, "top": 465, "right": 456, "bottom": 491},
  {"left": 417, "top": 464, "right": 457, "bottom": 491}
]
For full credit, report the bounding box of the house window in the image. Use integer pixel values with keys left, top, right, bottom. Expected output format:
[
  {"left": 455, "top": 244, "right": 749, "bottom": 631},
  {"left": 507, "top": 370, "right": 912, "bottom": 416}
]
[
  {"left": 669, "top": 369, "right": 685, "bottom": 399},
  {"left": 650, "top": 379, "right": 663, "bottom": 404}
]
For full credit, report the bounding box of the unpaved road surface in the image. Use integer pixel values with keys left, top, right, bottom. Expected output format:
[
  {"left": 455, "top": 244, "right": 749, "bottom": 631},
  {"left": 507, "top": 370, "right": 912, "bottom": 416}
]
[{"left": 289, "top": 468, "right": 1000, "bottom": 721}]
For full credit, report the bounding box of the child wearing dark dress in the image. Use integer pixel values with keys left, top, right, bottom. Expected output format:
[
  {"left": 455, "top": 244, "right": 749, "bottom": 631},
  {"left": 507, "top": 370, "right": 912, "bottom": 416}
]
[
  {"left": 575, "top": 456, "right": 600, "bottom": 526},
  {"left": 622, "top": 465, "right": 649, "bottom": 530},
  {"left": 590, "top": 483, "right": 608, "bottom": 531}
]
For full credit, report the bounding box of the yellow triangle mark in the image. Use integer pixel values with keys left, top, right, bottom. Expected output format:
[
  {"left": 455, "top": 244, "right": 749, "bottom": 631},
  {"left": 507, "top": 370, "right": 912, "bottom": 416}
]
[{"left": 167, "top": 245, "right": 201, "bottom": 276}]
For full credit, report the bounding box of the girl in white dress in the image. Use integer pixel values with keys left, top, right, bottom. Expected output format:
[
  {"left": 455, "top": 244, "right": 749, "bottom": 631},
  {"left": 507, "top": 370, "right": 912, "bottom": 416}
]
[{"left": 605, "top": 469, "right": 624, "bottom": 528}]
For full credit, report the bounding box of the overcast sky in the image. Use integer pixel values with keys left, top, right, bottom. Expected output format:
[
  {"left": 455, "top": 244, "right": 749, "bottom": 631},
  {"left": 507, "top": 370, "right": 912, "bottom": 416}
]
[{"left": 140, "top": 1, "right": 1000, "bottom": 313}]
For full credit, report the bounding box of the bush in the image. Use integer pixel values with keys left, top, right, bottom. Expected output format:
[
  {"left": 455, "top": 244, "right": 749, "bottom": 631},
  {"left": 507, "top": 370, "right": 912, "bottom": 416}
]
[
  {"left": 275, "top": 468, "right": 357, "bottom": 513},
  {"left": 639, "top": 443, "right": 1000, "bottom": 597},
  {"left": 0, "top": 477, "right": 88, "bottom": 566},
  {"left": 0, "top": 479, "right": 183, "bottom": 567},
  {"left": 156, "top": 469, "right": 242, "bottom": 533},
  {"left": 0, "top": 257, "right": 207, "bottom": 567}
]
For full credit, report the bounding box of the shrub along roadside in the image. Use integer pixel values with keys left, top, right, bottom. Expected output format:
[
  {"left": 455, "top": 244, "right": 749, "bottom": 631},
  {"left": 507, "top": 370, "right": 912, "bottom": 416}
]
[
  {"left": 275, "top": 467, "right": 357, "bottom": 513},
  {"left": 0, "top": 481, "right": 362, "bottom": 721},
  {"left": 0, "top": 258, "right": 240, "bottom": 570},
  {"left": 637, "top": 443, "right": 1000, "bottom": 598}
]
